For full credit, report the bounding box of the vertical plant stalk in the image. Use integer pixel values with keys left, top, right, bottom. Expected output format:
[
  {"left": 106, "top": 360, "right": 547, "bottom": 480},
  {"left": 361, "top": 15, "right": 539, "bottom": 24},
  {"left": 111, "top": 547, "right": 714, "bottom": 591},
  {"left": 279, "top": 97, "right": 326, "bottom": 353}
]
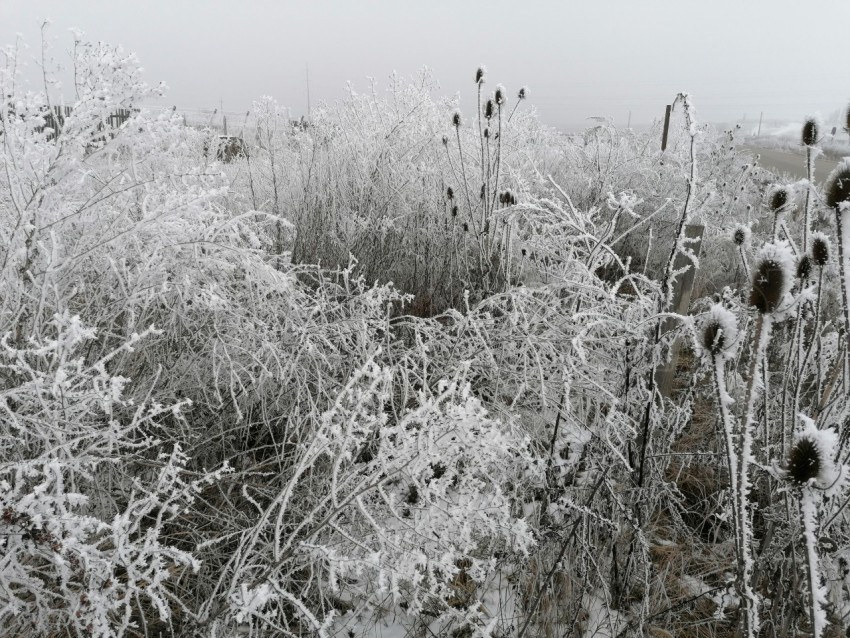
[
  {"left": 793, "top": 267, "right": 824, "bottom": 429},
  {"left": 738, "top": 313, "right": 772, "bottom": 638},
  {"left": 804, "top": 146, "right": 814, "bottom": 252},
  {"left": 835, "top": 208, "right": 850, "bottom": 382},
  {"left": 710, "top": 353, "right": 743, "bottom": 580},
  {"left": 801, "top": 489, "right": 825, "bottom": 638}
]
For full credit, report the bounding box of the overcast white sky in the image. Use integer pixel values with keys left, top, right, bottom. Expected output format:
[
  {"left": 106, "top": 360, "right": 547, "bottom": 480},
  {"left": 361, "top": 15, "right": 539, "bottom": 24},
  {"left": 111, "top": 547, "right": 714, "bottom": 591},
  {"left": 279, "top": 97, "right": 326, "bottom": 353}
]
[{"left": 3, "top": 0, "right": 849, "bottom": 131}]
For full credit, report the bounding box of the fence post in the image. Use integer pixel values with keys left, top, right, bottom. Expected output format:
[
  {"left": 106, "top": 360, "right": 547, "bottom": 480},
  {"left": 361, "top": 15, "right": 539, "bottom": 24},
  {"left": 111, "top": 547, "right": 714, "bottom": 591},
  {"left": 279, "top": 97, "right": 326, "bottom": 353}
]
[
  {"left": 661, "top": 104, "right": 672, "bottom": 151},
  {"left": 655, "top": 223, "right": 704, "bottom": 398}
]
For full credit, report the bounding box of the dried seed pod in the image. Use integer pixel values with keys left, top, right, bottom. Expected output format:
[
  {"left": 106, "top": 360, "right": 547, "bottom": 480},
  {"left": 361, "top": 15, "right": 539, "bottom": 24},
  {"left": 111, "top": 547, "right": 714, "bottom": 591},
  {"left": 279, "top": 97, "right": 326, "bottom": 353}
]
[
  {"left": 825, "top": 162, "right": 850, "bottom": 211},
  {"left": 494, "top": 84, "right": 505, "bottom": 105},
  {"left": 463, "top": 222, "right": 469, "bottom": 232},
  {"left": 767, "top": 184, "right": 792, "bottom": 212},
  {"left": 812, "top": 233, "right": 830, "bottom": 266},
  {"left": 787, "top": 437, "right": 821, "bottom": 484},
  {"left": 451, "top": 205, "right": 458, "bottom": 217},
  {"left": 802, "top": 116, "right": 819, "bottom": 146},
  {"left": 517, "top": 86, "right": 528, "bottom": 100},
  {"left": 475, "top": 65, "right": 486, "bottom": 85},
  {"left": 749, "top": 243, "right": 794, "bottom": 314},
  {"left": 446, "top": 186, "right": 454, "bottom": 200},
  {"left": 733, "top": 224, "right": 750, "bottom": 246},
  {"left": 484, "top": 99, "right": 494, "bottom": 120},
  {"left": 697, "top": 304, "right": 738, "bottom": 359},
  {"left": 452, "top": 111, "right": 463, "bottom": 128}
]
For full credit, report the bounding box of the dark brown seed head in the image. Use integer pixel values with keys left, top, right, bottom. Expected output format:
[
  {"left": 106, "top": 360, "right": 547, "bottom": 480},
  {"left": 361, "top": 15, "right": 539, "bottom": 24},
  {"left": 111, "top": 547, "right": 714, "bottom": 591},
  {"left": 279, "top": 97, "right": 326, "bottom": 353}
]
[
  {"left": 483, "top": 127, "right": 490, "bottom": 139},
  {"left": 768, "top": 186, "right": 789, "bottom": 212},
  {"left": 750, "top": 258, "right": 787, "bottom": 313},
  {"left": 452, "top": 111, "right": 462, "bottom": 128},
  {"left": 484, "top": 99, "right": 494, "bottom": 120},
  {"left": 463, "top": 222, "right": 469, "bottom": 232},
  {"left": 812, "top": 235, "right": 830, "bottom": 266},
  {"left": 825, "top": 164, "right": 850, "bottom": 211},
  {"left": 845, "top": 104, "right": 850, "bottom": 132},
  {"left": 733, "top": 227, "right": 747, "bottom": 246},
  {"left": 518, "top": 86, "right": 528, "bottom": 100},
  {"left": 802, "top": 117, "right": 819, "bottom": 146},
  {"left": 787, "top": 437, "right": 821, "bottom": 484},
  {"left": 702, "top": 321, "right": 726, "bottom": 355},
  {"left": 494, "top": 85, "right": 505, "bottom": 105},
  {"left": 451, "top": 205, "right": 458, "bottom": 217},
  {"left": 475, "top": 66, "right": 486, "bottom": 84},
  {"left": 797, "top": 254, "right": 812, "bottom": 281},
  {"left": 446, "top": 187, "right": 454, "bottom": 200}
]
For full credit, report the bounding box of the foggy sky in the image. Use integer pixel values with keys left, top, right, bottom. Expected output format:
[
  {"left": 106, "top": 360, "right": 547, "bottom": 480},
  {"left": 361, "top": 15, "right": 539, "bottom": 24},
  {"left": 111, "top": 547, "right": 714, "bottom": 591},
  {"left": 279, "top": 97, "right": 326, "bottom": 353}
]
[{"left": 3, "top": 0, "right": 850, "bottom": 132}]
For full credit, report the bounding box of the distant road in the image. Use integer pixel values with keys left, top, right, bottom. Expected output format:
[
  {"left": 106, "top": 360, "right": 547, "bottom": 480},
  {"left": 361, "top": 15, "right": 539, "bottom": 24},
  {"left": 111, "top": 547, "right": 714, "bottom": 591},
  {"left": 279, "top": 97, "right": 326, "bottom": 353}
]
[{"left": 743, "top": 145, "right": 839, "bottom": 183}]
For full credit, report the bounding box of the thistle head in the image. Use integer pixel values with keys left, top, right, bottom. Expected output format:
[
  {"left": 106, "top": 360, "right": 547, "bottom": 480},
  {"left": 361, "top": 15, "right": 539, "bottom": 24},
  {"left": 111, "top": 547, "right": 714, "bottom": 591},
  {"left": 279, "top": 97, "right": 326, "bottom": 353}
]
[
  {"left": 824, "top": 161, "right": 850, "bottom": 212},
  {"left": 786, "top": 417, "right": 842, "bottom": 491},
  {"left": 766, "top": 184, "right": 793, "bottom": 214},
  {"left": 452, "top": 110, "right": 463, "bottom": 129},
  {"left": 749, "top": 242, "right": 794, "bottom": 314},
  {"left": 802, "top": 115, "right": 820, "bottom": 146},
  {"left": 484, "top": 99, "right": 494, "bottom": 120},
  {"left": 732, "top": 223, "right": 751, "bottom": 247},
  {"left": 517, "top": 86, "right": 528, "bottom": 100},
  {"left": 796, "top": 254, "right": 812, "bottom": 281},
  {"left": 696, "top": 304, "right": 739, "bottom": 360},
  {"left": 494, "top": 84, "right": 506, "bottom": 106},
  {"left": 475, "top": 65, "right": 486, "bottom": 85},
  {"left": 788, "top": 437, "right": 821, "bottom": 484},
  {"left": 811, "top": 232, "right": 830, "bottom": 266}
]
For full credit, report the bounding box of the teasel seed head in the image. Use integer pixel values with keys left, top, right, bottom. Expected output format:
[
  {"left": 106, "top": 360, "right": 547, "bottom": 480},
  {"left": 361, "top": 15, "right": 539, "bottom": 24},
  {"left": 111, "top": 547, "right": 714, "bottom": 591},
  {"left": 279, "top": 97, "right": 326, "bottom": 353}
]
[
  {"left": 451, "top": 205, "right": 458, "bottom": 218},
  {"left": 452, "top": 111, "right": 463, "bottom": 128},
  {"left": 824, "top": 161, "right": 850, "bottom": 212},
  {"left": 802, "top": 116, "right": 820, "bottom": 147},
  {"left": 463, "top": 222, "right": 469, "bottom": 232},
  {"left": 441, "top": 135, "right": 449, "bottom": 146},
  {"left": 788, "top": 437, "right": 822, "bottom": 485},
  {"left": 475, "top": 65, "right": 486, "bottom": 85},
  {"left": 697, "top": 304, "right": 739, "bottom": 360},
  {"left": 845, "top": 103, "right": 850, "bottom": 132},
  {"left": 484, "top": 99, "right": 494, "bottom": 120},
  {"left": 732, "top": 223, "right": 751, "bottom": 247},
  {"left": 494, "top": 84, "right": 506, "bottom": 106},
  {"left": 749, "top": 242, "right": 794, "bottom": 314},
  {"left": 446, "top": 186, "right": 454, "bottom": 200},
  {"left": 766, "top": 184, "right": 793, "bottom": 214},
  {"left": 797, "top": 254, "right": 812, "bottom": 281},
  {"left": 480, "top": 184, "right": 486, "bottom": 199},
  {"left": 483, "top": 127, "right": 490, "bottom": 139},
  {"left": 517, "top": 86, "right": 528, "bottom": 100},
  {"left": 811, "top": 232, "right": 830, "bottom": 266}
]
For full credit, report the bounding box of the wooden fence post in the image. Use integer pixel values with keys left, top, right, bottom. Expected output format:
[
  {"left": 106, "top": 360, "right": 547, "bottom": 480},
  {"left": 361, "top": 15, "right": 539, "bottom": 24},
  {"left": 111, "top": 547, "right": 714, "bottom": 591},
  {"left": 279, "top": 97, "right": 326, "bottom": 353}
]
[
  {"left": 655, "top": 223, "right": 704, "bottom": 398},
  {"left": 661, "top": 104, "right": 672, "bottom": 151}
]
